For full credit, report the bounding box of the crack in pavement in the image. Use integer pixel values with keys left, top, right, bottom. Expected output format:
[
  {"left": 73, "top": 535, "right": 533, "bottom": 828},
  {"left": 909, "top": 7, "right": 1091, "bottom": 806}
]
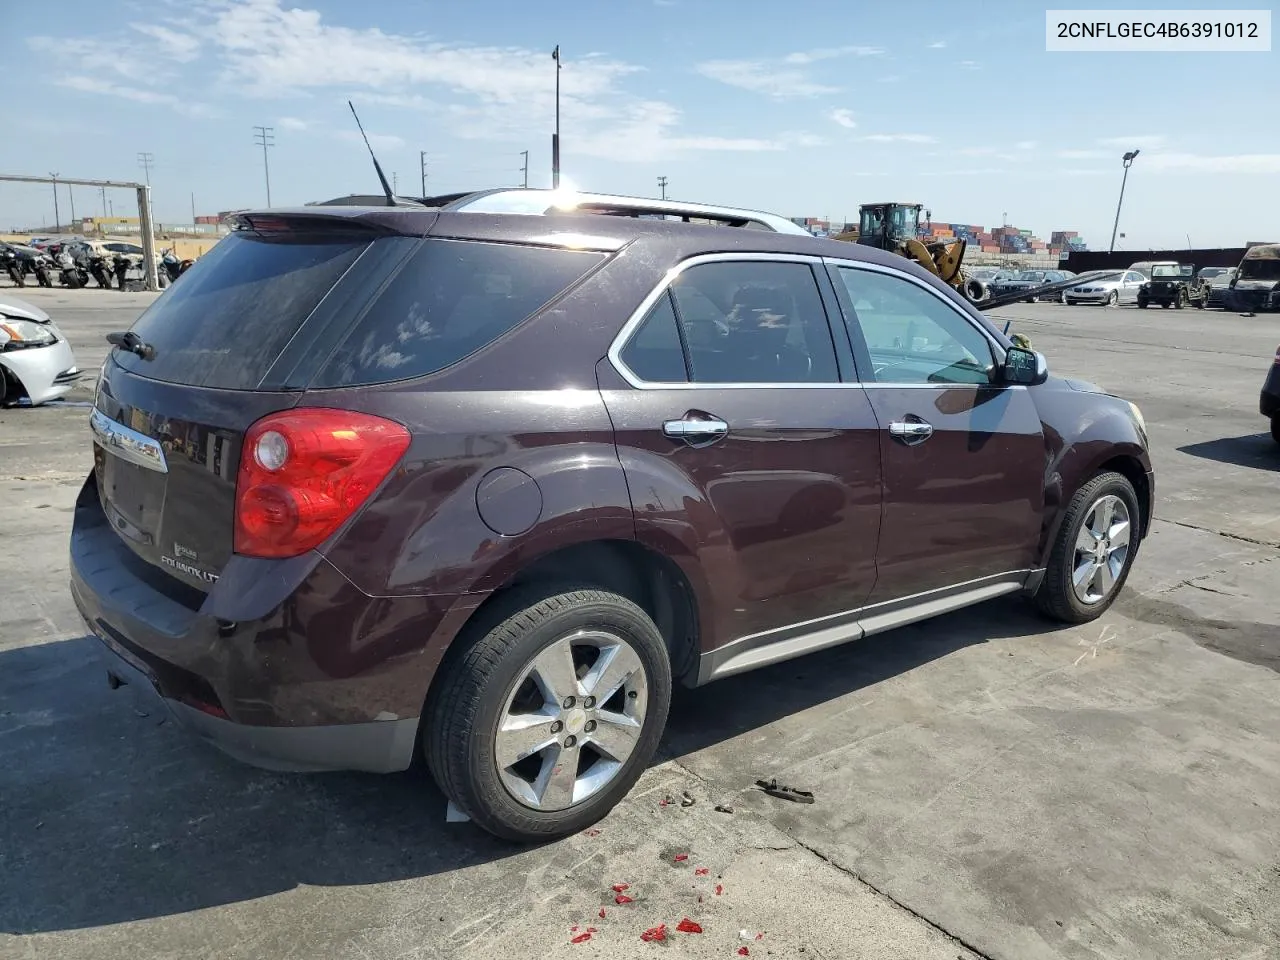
[
  {"left": 1155, "top": 517, "right": 1280, "bottom": 550},
  {"left": 787, "top": 836, "right": 993, "bottom": 960}
]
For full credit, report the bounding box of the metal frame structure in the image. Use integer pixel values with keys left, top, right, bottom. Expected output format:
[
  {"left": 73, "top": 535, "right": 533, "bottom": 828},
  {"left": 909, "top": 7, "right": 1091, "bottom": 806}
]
[{"left": 0, "top": 173, "right": 159, "bottom": 290}]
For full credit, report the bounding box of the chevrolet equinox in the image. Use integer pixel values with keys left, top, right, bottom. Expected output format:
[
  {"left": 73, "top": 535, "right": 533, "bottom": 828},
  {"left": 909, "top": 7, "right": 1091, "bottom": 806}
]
[{"left": 71, "top": 189, "right": 1154, "bottom": 841}]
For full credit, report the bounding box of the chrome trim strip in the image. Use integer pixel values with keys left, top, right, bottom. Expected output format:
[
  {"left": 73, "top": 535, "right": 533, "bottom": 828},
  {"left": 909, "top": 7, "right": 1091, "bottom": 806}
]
[
  {"left": 697, "top": 569, "right": 1036, "bottom": 683},
  {"left": 89, "top": 408, "right": 168, "bottom": 474},
  {"left": 606, "top": 252, "right": 1015, "bottom": 392}
]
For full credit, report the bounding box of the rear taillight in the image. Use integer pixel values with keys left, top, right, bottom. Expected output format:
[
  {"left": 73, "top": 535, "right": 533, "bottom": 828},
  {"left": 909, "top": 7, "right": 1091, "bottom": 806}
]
[{"left": 234, "top": 408, "right": 411, "bottom": 559}]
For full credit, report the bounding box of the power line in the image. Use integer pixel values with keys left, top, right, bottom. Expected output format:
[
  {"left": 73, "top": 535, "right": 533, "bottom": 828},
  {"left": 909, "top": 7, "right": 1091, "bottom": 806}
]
[{"left": 252, "top": 126, "right": 274, "bottom": 207}]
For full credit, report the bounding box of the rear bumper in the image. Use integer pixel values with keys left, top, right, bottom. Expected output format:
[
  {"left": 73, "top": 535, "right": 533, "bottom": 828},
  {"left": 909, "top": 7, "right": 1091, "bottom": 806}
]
[
  {"left": 1065, "top": 291, "right": 1111, "bottom": 304},
  {"left": 69, "top": 474, "right": 463, "bottom": 774},
  {"left": 95, "top": 637, "right": 418, "bottom": 773}
]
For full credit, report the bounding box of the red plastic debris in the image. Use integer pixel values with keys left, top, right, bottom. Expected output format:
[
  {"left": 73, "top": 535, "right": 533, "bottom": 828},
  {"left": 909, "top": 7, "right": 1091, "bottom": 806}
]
[
  {"left": 676, "top": 918, "right": 703, "bottom": 934},
  {"left": 695, "top": 867, "right": 709, "bottom": 876},
  {"left": 738, "top": 948, "right": 750, "bottom": 956},
  {"left": 673, "top": 853, "right": 689, "bottom": 862},
  {"left": 640, "top": 923, "right": 667, "bottom": 942},
  {"left": 715, "top": 884, "right": 724, "bottom": 896},
  {"left": 659, "top": 798, "right": 670, "bottom": 807},
  {"left": 598, "top": 908, "right": 607, "bottom": 919},
  {"left": 584, "top": 828, "right": 602, "bottom": 837},
  {"left": 612, "top": 883, "right": 630, "bottom": 893},
  {"left": 571, "top": 925, "right": 579, "bottom": 932},
  {"left": 570, "top": 931, "right": 592, "bottom": 944},
  {"left": 755, "top": 933, "right": 763, "bottom": 940},
  {"left": 615, "top": 894, "right": 634, "bottom": 905}
]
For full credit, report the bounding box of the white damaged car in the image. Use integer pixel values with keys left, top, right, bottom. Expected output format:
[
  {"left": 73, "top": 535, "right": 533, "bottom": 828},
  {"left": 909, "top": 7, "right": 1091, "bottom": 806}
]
[{"left": 0, "top": 294, "right": 80, "bottom": 405}]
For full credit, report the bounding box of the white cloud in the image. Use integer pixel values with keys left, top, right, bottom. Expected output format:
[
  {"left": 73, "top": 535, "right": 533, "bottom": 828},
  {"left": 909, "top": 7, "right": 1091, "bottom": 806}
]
[
  {"left": 1015, "top": 140, "right": 1038, "bottom": 150},
  {"left": 1144, "top": 152, "right": 1280, "bottom": 174},
  {"left": 861, "top": 133, "right": 936, "bottom": 144},
  {"left": 696, "top": 59, "right": 840, "bottom": 98},
  {"left": 784, "top": 131, "right": 829, "bottom": 147},
  {"left": 959, "top": 60, "right": 981, "bottom": 69},
  {"left": 278, "top": 116, "right": 309, "bottom": 130},
  {"left": 829, "top": 108, "right": 857, "bottom": 129},
  {"left": 55, "top": 75, "right": 217, "bottom": 117},
  {"left": 1056, "top": 148, "right": 1110, "bottom": 160},
  {"left": 1097, "top": 135, "right": 1166, "bottom": 149},
  {"left": 130, "top": 24, "right": 202, "bottom": 61},
  {"left": 928, "top": 40, "right": 947, "bottom": 48},
  {"left": 35, "top": 0, "right": 793, "bottom": 163},
  {"left": 783, "top": 45, "right": 883, "bottom": 64},
  {"left": 335, "top": 129, "right": 405, "bottom": 151},
  {"left": 696, "top": 44, "right": 879, "bottom": 99}
]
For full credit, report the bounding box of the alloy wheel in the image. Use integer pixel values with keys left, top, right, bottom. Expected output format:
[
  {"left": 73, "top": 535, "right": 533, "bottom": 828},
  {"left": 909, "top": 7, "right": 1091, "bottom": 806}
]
[
  {"left": 1072, "top": 494, "right": 1131, "bottom": 605},
  {"left": 495, "top": 629, "right": 649, "bottom": 811}
]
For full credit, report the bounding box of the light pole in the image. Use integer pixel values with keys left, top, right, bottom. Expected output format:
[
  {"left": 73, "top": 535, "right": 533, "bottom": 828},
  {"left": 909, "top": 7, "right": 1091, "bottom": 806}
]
[
  {"left": 551, "top": 45, "right": 562, "bottom": 188},
  {"left": 1108, "top": 149, "right": 1140, "bottom": 254}
]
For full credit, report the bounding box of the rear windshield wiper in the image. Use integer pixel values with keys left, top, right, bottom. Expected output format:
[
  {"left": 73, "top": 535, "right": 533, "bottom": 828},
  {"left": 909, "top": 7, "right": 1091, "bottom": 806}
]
[{"left": 106, "top": 330, "right": 156, "bottom": 361}]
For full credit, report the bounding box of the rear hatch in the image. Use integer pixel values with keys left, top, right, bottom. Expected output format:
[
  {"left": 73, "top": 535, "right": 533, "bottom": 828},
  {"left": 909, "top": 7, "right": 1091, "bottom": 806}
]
[{"left": 91, "top": 213, "right": 424, "bottom": 590}]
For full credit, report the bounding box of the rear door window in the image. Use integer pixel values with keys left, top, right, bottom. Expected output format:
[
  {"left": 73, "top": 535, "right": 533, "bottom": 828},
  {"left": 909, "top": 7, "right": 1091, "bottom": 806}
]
[
  {"left": 113, "top": 231, "right": 371, "bottom": 389},
  {"left": 619, "top": 293, "right": 690, "bottom": 383},
  {"left": 314, "top": 239, "right": 605, "bottom": 387}
]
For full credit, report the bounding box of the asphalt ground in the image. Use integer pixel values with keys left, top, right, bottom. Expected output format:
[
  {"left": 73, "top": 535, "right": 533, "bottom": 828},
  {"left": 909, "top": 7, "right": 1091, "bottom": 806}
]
[{"left": 2, "top": 285, "right": 1277, "bottom": 960}]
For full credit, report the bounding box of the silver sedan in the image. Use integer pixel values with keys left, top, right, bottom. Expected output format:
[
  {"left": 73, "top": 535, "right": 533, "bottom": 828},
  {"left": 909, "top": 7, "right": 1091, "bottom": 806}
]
[
  {"left": 1064, "top": 269, "right": 1147, "bottom": 306},
  {"left": 0, "top": 294, "right": 81, "bottom": 405}
]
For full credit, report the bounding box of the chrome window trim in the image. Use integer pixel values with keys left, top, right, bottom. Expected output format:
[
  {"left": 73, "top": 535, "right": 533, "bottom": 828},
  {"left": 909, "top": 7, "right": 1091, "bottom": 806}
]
[
  {"left": 89, "top": 408, "right": 169, "bottom": 474},
  {"left": 607, "top": 251, "right": 1020, "bottom": 391}
]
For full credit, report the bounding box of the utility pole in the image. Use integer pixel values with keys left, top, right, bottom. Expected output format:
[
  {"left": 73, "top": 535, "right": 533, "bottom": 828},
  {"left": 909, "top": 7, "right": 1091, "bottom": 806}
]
[
  {"left": 68, "top": 183, "right": 76, "bottom": 229},
  {"left": 137, "top": 152, "right": 154, "bottom": 227},
  {"left": 1108, "top": 149, "right": 1140, "bottom": 254},
  {"left": 657, "top": 175, "right": 668, "bottom": 200},
  {"left": 420, "top": 151, "right": 428, "bottom": 197},
  {"left": 392, "top": 171, "right": 398, "bottom": 194},
  {"left": 49, "top": 172, "right": 60, "bottom": 232},
  {"left": 100, "top": 186, "right": 108, "bottom": 218},
  {"left": 551, "top": 45, "right": 562, "bottom": 188},
  {"left": 191, "top": 191, "right": 197, "bottom": 222},
  {"left": 520, "top": 150, "right": 529, "bottom": 188},
  {"left": 252, "top": 126, "right": 274, "bottom": 206}
]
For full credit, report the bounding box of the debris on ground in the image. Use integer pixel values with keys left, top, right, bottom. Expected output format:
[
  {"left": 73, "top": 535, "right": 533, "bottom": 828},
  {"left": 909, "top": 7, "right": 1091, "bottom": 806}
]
[
  {"left": 445, "top": 801, "right": 472, "bottom": 822},
  {"left": 569, "top": 927, "right": 597, "bottom": 944},
  {"left": 740, "top": 930, "right": 764, "bottom": 941},
  {"left": 738, "top": 949, "right": 750, "bottom": 956},
  {"left": 755, "top": 777, "right": 815, "bottom": 804},
  {"left": 659, "top": 794, "right": 676, "bottom": 807},
  {"left": 583, "top": 828, "right": 602, "bottom": 837},
  {"left": 715, "top": 884, "right": 724, "bottom": 896},
  {"left": 680, "top": 790, "right": 696, "bottom": 807},
  {"left": 640, "top": 923, "right": 667, "bottom": 942},
  {"left": 676, "top": 917, "right": 703, "bottom": 934},
  {"left": 598, "top": 908, "right": 607, "bottom": 919},
  {"left": 673, "top": 853, "right": 689, "bottom": 862},
  {"left": 714, "top": 803, "right": 735, "bottom": 814},
  {"left": 612, "top": 883, "right": 630, "bottom": 892},
  {"left": 615, "top": 893, "right": 634, "bottom": 905},
  {"left": 695, "top": 867, "right": 709, "bottom": 876}
]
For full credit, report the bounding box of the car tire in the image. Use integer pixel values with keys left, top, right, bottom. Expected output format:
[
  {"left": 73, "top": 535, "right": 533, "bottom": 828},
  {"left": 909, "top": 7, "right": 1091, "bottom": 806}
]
[
  {"left": 1035, "top": 471, "right": 1142, "bottom": 624},
  {"left": 1272, "top": 417, "right": 1280, "bottom": 445},
  {"left": 1137, "top": 298, "right": 1148, "bottom": 309},
  {"left": 425, "top": 584, "right": 672, "bottom": 842},
  {"left": 1107, "top": 291, "right": 1119, "bottom": 306},
  {"left": 1175, "top": 290, "right": 1187, "bottom": 309}
]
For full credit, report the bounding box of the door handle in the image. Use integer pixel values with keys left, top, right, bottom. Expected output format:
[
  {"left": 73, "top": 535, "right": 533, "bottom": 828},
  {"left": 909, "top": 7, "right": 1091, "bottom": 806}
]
[
  {"left": 663, "top": 416, "right": 729, "bottom": 441},
  {"left": 888, "top": 420, "right": 933, "bottom": 444}
]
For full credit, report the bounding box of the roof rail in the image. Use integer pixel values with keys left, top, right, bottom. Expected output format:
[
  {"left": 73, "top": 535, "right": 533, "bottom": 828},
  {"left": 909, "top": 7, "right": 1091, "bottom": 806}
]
[{"left": 437, "top": 188, "right": 811, "bottom": 236}]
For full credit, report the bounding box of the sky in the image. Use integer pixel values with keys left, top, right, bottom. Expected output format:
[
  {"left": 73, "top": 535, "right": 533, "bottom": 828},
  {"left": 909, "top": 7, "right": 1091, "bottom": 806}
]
[{"left": 2, "top": 0, "right": 1277, "bottom": 249}]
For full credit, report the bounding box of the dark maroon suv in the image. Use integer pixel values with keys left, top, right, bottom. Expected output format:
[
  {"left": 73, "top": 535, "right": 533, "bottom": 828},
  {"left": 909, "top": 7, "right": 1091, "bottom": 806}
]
[{"left": 71, "top": 190, "right": 1154, "bottom": 841}]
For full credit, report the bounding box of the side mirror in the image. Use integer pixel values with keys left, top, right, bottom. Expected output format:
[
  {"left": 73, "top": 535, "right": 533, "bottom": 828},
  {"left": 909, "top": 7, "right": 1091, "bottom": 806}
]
[{"left": 1002, "top": 346, "right": 1048, "bottom": 386}]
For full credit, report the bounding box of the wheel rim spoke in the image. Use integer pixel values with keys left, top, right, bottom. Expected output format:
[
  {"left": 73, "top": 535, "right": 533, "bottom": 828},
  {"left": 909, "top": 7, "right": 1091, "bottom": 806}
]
[
  {"left": 1071, "top": 493, "right": 1131, "bottom": 605},
  {"left": 587, "top": 710, "right": 642, "bottom": 763},
  {"left": 582, "top": 643, "right": 643, "bottom": 706},
  {"left": 1108, "top": 519, "right": 1131, "bottom": 548},
  {"left": 529, "top": 637, "right": 580, "bottom": 707},
  {"left": 495, "top": 710, "right": 559, "bottom": 770},
  {"left": 533, "top": 742, "right": 580, "bottom": 808}
]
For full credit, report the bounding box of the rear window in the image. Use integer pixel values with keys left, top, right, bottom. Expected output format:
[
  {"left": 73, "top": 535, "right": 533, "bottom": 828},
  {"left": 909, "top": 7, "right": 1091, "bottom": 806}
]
[
  {"left": 313, "top": 239, "right": 604, "bottom": 387},
  {"left": 114, "top": 232, "right": 370, "bottom": 389}
]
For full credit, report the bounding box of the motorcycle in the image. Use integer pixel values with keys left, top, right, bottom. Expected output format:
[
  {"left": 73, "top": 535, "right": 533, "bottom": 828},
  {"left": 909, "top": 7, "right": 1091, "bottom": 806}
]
[
  {"left": 112, "top": 254, "right": 131, "bottom": 291},
  {"left": 57, "top": 250, "right": 90, "bottom": 289},
  {"left": 32, "top": 253, "right": 55, "bottom": 287},
  {"left": 1, "top": 247, "right": 24, "bottom": 287},
  {"left": 88, "top": 254, "right": 114, "bottom": 289}
]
